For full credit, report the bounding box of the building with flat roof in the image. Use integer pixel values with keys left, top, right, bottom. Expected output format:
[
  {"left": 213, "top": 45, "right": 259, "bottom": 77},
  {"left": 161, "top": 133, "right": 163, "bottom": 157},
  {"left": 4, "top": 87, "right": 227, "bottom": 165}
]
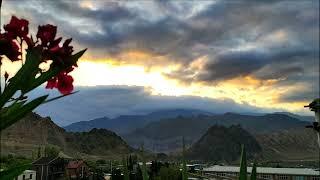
[
  {"left": 15, "top": 170, "right": 36, "bottom": 180},
  {"left": 203, "top": 165, "right": 320, "bottom": 180}
]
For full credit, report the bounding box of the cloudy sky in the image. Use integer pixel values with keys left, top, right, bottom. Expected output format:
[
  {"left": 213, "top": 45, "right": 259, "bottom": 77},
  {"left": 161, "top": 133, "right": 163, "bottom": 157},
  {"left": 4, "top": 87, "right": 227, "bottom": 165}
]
[{"left": 1, "top": 0, "right": 319, "bottom": 125}]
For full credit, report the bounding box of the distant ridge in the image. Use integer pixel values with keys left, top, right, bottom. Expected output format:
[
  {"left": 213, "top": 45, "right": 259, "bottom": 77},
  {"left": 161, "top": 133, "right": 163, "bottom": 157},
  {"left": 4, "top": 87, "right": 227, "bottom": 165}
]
[
  {"left": 64, "top": 109, "right": 213, "bottom": 134},
  {"left": 273, "top": 112, "right": 314, "bottom": 122}
]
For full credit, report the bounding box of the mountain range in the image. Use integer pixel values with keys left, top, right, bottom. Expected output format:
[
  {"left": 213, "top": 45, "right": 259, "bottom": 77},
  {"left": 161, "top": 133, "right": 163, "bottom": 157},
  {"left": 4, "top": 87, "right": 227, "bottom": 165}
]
[
  {"left": 64, "top": 109, "right": 213, "bottom": 134},
  {"left": 64, "top": 109, "right": 314, "bottom": 135},
  {"left": 124, "top": 113, "right": 309, "bottom": 152},
  {"left": 1, "top": 110, "right": 318, "bottom": 163}
]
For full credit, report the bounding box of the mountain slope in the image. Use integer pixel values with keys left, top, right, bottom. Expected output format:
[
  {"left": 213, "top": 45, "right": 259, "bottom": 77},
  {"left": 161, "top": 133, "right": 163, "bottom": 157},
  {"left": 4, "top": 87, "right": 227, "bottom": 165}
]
[
  {"left": 64, "top": 109, "right": 213, "bottom": 134},
  {"left": 0, "top": 113, "right": 133, "bottom": 159},
  {"left": 186, "top": 125, "right": 262, "bottom": 162},
  {"left": 256, "top": 128, "right": 319, "bottom": 161}
]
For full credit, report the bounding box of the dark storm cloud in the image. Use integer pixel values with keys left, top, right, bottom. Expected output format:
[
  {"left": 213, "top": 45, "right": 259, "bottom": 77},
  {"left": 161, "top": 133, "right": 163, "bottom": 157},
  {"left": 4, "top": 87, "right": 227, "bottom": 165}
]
[
  {"left": 30, "top": 85, "right": 276, "bottom": 126},
  {"left": 197, "top": 50, "right": 269, "bottom": 82},
  {"left": 4, "top": 0, "right": 318, "bottom": 61},
  {"left": 3, "top": 0, "right": 319, "bottom": 104}
]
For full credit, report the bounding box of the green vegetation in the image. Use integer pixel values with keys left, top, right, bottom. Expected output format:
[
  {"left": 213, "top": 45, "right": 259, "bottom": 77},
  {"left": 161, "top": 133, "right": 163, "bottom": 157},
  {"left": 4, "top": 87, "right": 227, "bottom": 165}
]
[
  {"left": 239, "top": 145, "right": 247, "bottom": 180},
  {"left": 251, "top": 162, "right": 257, "bottom": 180},
  {"left": 140, "top": 144, "right": 149, "bottom": 180},
  {"left": 0, "top": 164, "right": 31, "bottom": 180},
  {"left": 0, "top": 155, "right": 32, "bottom": 179},
  {"left": 44, "top": 145, "right": 60, "bottom": 157},
  {"left": 239, "top": 145, "right": 258, "bottom": 180},
  {"left": 0, "top": 155, "right": 31, "bottom": 170},
  {"left": 182, "top": 137, "right": 188, "bottom": 180},
  {"left": 122, "top": 157, "right": 129, "bottom": 180}
]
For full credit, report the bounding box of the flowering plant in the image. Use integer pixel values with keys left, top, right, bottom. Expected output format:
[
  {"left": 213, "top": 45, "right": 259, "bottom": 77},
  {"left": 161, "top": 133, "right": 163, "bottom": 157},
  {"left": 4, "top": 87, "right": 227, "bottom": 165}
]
[{"left": 0, "top": 15, "right": 86, "bottom": 131}]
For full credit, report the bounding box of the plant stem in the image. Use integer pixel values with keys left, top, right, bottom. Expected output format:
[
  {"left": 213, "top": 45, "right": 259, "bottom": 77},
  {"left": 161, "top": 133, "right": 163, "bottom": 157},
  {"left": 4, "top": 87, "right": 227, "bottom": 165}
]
[{"left": 0, "top": 0, "right": 2, "bottom": 95}]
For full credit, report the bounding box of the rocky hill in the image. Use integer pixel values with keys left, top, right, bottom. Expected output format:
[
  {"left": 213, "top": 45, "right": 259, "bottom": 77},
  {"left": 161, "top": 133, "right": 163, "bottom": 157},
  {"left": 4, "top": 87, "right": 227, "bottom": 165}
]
[
  {"left": 0, "top": 113, "right": 133, "bottom": 160},
  {"left": 186, "top": 125, "right": 262, "bottom": 162}
]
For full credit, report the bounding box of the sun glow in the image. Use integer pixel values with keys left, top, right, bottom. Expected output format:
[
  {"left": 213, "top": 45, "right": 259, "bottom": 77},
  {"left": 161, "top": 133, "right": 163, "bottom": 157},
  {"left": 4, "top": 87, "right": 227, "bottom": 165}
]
[
  {"left": 0, "top": 56, "right": 308, "bottom": 114},
  {"left": 69, "top": 59, "right": 306, "bottom": 113},
  {"left": 71, "top": 60, "right": 189, "bottom": 96}
]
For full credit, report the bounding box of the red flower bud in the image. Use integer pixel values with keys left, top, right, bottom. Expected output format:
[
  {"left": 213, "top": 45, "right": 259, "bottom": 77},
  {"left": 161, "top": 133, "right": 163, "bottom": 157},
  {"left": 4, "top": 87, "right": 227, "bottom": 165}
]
[{"left": 37, "top": 24, "right": 57, "bottom": 45}]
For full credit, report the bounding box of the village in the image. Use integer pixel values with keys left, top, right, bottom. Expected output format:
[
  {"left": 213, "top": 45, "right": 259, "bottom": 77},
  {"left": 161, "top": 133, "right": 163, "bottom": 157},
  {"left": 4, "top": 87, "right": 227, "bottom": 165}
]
[{"left": 14, "top": 156, "right": 320, "bottom": 180}]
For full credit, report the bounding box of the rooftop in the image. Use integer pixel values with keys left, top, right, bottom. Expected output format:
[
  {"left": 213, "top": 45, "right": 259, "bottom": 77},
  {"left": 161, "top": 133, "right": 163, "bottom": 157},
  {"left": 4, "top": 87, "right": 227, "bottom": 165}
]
[
  {"left": 32, "top": 157, "right": 58, "bottom": 165},
  {"left": 203, "top": 166, "right": 320, "bottom": 176},
  {"left": 22, "top": 170, "right": 36, "bottom": 174},
  {"left": 67, "top": 160, "right": 85, "bottom": 169}
]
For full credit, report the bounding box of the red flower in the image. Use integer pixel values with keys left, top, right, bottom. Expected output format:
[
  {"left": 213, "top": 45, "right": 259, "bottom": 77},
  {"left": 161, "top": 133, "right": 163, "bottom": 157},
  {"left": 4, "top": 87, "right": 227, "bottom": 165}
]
[
  {"left": 45, "top": 77, "right": 58, "bottom": 89},
  {"left": 3, "top": 16, "right": 29, "bottom": 39},
  {"left": 0, "top": 35, "right": 21, "bottom": 61},
  {"left": 46, "top": 72, "right": 74, "bottom": 95},
  {"left": 47, "top": 38, "right": 75, "bottom": 67},
  {"left": 37, "top": 24, "right": 57, "bottom": 45},
  {"left": 57, "top": 73, "right": 74, "bottom": 95}
]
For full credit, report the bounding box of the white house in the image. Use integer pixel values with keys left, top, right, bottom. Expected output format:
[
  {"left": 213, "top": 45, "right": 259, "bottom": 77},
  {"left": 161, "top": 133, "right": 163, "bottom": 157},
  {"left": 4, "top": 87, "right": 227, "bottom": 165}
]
[{"left": 15, "top": 170, "right": 36, "bottom": 180}]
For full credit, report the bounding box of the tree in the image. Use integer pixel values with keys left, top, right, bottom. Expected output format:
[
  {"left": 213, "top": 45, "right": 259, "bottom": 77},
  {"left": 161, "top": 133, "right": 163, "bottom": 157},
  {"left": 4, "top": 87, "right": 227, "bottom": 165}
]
[
  {"left": 140, "top": 143, "right": 148, "bottom": 180},
  {"left": 181, "top": 137, "right": 188, "bottom": 180},
  {"left": 37, "top": 146, "right": 41, "bottom": 158},
  {"left": 44, "top": 145, "right": 60, "bottom": 157},
  {"left": 239, "top": 145, "right": 247, "bottom": 180}
]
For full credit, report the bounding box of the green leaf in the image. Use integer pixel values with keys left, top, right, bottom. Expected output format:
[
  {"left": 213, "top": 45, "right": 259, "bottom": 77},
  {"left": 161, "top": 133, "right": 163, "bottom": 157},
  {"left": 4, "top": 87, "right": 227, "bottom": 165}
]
[
  {"left": 0, "top": 49, "right": 41, "bottom": 107},
  {"left": 239, "top": 144, "right": 247, "bottom": 180},
  {"left": 0, "top": 164, "right": 31, "bottom": 180},
  {"left": 0, "top": 83, "right": 18, "bottom": 109},
  {"left": 19, "top": 49, "right": 42, "bottom": 93},
  {"left": 27, "top": 67, "right": 60, "bottom": 93},
  {"left": 68, "top": 49, "right": 87, "bottom": 65},
  {"left": 0, "top": 95, "right": 48, "bottom": 131},
  {"left": 1, "top": 100, "right": 26, "bottom": 116},
  {"left": 43, "top": 91, "right": 78, "bottom": 104}
]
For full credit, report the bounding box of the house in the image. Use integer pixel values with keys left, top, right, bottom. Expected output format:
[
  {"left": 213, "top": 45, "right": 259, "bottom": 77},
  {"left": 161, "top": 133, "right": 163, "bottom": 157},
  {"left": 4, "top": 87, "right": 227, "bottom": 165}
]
[
  {"left": 66, "top": 160, "right": 89, "bottom": 179},
  {"left": 203, "top": 165, "right": 320, "bottom": 180},
  {"left": 15, "top": 170, "right": 37, "bottom": 180},
  {"left": 32, "top": 156, "right": 66, "bottom": 180}
]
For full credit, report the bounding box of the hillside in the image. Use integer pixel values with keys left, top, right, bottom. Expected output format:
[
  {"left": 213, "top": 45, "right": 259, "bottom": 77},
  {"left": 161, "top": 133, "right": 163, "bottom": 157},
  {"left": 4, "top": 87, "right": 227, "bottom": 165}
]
[
  {"left": 0, "top": 113, "right": 133, "bottom": 160},
  {"left": 186, "top": 125, "right": 262, "bottom": 162},
  {"left": 256, "top": 128, "right": 319, "bottom": 161},
  {"left": 64, "top": 109, "right": 213, "bottom": 134},
  {"left": 124, "top": 113, "right": 308, "bottom": 152}
]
